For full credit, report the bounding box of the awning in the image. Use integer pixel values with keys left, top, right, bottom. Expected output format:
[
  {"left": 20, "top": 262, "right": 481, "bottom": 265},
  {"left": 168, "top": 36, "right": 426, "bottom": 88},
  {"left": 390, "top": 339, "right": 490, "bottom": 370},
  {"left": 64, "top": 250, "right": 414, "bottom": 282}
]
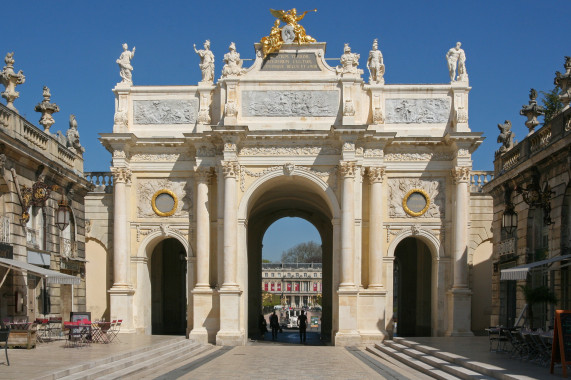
[
  {"left": 0, "top": 257, "right": 80, "bottom": 285},
  {"left": 500, "top": 254, "right": 571, "bottom": 281}
]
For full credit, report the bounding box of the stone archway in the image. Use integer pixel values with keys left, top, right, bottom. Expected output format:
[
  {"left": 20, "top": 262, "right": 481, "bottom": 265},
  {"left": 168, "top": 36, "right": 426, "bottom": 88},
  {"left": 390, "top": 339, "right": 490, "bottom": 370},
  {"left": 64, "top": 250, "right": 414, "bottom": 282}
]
[{"left": 239, "top": 171, "right": 339, "bottom": 342}]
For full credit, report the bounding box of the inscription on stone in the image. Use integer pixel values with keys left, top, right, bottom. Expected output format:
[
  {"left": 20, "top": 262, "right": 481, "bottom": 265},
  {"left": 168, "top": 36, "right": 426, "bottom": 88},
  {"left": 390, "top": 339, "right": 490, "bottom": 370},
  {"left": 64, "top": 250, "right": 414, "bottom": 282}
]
[
  {"left": 385, "top": 98, "right": 451, "bottom": 124},
  {"left": 261, "top": 53, "right": 320, "bottom": 71},
  {"left": 242, "top": 91, "right": 338, "bottom": 117},
  {"left": 134, "top": 99, "right": 198, "bottom": 124}
]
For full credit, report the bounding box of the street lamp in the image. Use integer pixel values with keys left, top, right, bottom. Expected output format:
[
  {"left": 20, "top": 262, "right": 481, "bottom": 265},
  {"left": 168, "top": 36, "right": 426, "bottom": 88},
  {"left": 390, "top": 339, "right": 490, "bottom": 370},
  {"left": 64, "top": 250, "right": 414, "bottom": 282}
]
[
  {"left": 56, "top": 197, "right": 70, "bottom": 231},
  {"left": 501, "top": 207, "right": 517, "bottom": 235}
]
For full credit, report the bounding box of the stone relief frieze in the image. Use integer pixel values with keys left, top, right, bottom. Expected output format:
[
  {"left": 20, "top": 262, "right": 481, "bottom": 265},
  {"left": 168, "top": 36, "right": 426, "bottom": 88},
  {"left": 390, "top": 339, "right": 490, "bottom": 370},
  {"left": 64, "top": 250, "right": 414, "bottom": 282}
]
[
  {"left": 135, "top": 223, "right": 190, "bottom": 242},
  {"left": 240, "top": 163, "right": 336, "bottom": 191},
  {"left": 242, "top": 91, "right": 338, "bottom": 117},
  {"left": 133, "top": 99, "right": 198, "bottom": 124},
  {"left": 364, "top": 149, "right": 383, "bottom": 157},
  {"left": 131, "top": 153, "right": 180, "bottom": 162},
  {"left": 137, "top": 178, "right": 191, "bottom": 218},
  {"left": 239, "top": 145, "right": 339, "bottom": 156},
  {"left": 385, "top": 152, "right": 453, "bottom": 161},
  {"left": 385, "top": 98, "right": 451, "bottom": 124},
  {"left": 388, "top": 178, "right": 445, "bottom": 218}
]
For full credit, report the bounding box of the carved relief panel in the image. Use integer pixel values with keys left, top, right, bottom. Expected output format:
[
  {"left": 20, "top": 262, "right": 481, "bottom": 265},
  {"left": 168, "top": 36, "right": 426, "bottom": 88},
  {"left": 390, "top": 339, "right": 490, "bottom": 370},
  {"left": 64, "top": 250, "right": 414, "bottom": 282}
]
[
  {"left": 133, "top": 99, "right": 198, "bottom": 124},
  {"left": 137, "top": 178, "right": 191, "bottom": 218},
  {"left": 388, "top": 178, "right": 445, "bottom": 218}
]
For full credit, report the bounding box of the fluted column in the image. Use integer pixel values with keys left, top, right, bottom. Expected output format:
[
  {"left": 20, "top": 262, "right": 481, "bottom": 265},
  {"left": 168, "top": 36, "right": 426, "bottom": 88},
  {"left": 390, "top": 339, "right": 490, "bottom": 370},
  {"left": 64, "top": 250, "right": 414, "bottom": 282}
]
[
  {"left": 195, "top": 167, "right": 211, "bottom": 288},
  {"left": 339, "top": 161, "right": 356, "bottom": 288},
  {"left": 111, "top": 167, "right": 131, "bottom": 287},
  {"left": 222, "top": 160, "right": 239, "bottom": 288},
  {"left": 368, "top": 166, "right": 385, "bottom": 288},
  {"left": 451, "top": 166, "right": 470, "bottom": 288}
]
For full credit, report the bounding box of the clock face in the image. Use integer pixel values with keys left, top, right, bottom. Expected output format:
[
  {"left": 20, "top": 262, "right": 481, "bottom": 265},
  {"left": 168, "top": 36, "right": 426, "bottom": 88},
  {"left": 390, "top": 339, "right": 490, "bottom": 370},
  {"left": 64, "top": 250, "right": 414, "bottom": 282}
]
[
  {"left": 403, "top": 189, "right": 430, "bottom": 217},
  {"left": 151, "top": 190, "right": 178, "bottom": 217}
]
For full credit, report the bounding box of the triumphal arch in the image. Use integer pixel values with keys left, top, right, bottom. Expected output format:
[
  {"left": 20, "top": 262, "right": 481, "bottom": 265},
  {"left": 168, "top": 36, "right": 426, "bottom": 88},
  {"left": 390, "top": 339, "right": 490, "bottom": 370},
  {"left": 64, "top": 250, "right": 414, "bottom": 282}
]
[{"left": 88, "top": 9, "right": 488, "bottom": 345}]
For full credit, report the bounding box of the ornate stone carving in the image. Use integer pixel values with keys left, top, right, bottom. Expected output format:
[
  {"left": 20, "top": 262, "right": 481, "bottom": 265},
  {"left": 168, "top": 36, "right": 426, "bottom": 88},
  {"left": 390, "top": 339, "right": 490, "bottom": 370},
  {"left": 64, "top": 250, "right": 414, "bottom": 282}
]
[
  {"left": 364, "top": 148, "right": 383, "bottom": 157},
  {"left": 136, "top": 224, "right": 189, "bottom": 242},
  {"left": 411, "top": 224, "right": 421, "bottom": 235},
  {"left": 554, "top": 56, "right": 571, "bottom": 111},
  {"left": 133, "top": 100, "right": 198, "bottom": 124},
  {"left": 343, "top": 99, "right": 355, "bottom": 116},
  {"left": 457, "top": 149, "right": 470, "bottom": 157},
  {"left": 520, "top": 88, "right": 545, "bottom": 135},
  {"left": 34, "top": 86, "right": 60, "bottom": 133},
  {"left": 367, "top": 39, "right": 385, "bottom": 84},
  {"left": 240, "top": 164, "right": 335, "bottom": 191},
  {"left": 446, "top": 42, "right": 468, "bottom": 83},
  {"left": 385, "top": 152, "right": 453, "bottom": 161},
  {"left": 131, "top": 153, "right": 180, "bottom": 162},
  {"left": 242, "top": 91, "right": 338, "bottom": 117},
  {"left": 0, "top": 52, "right": 26, "bottom": 112},
  {"left": 194, "top": 40, "right": 215, "bottom": 83},
  {"left": 367, "top": 167, "right": 386, "bottom": 183},
  {"left": 116, "top": 43, "right": 135, "bottom": 85},
  {"left": 385, "top": 98, "right": 450, "bottom": 124},
  {"left": 496, "top": 120, "right": 514, "bottom": 154},
  {"left": 336, "top": 44, "right": 363, "bottom": 76},
  {"left": 451, "top": 166, "right": 471, "bottom": 184},
  {"left": 195, "top": 167, "right": 212, "bottom": 182},
  {"left": 111, "top": 167, "right": 132, "bottom": 184},
  {"left": 342, "top": 142, "right": 355, "bottom": 152},
  {"left": 221, "top": 161, "right": 239, "bottom": 178},
  {"left": 372, "top": 107, "right": 384, "bottom": 124},
  {"left": 197, "top": 93, "right": 211, "bottom": 124},
  {"left": 239, "top": 145, "right": 339, "bottom": 156},
  {"left": 114, "top": 107, "right": 128, "bottom": 128},
  {"left": 388, "top": 178, "right": 445, "bottom": 218},
  {"left": 456, "top": 106, "right": 468, "bottom": 123},
  {"left": 221, "top": 42, "right": 246, "bottom": 78},
  {"left": 283, "top": 162, "right": 295, "bottom": 175},
  {"left": 224, "top": 142, "right": 237, "bottom": 152},
  {"left": 339, "top": 161, "right": 356, "bottom": 177},
  {"left": 225, "top": 100, "right": 238, "bottom": 118},
  {"left": 66, "top": 115, "right": 84, "bottom": 154},
  {"left": 137, "top": 178, "right": 191, "bottom": 218}
]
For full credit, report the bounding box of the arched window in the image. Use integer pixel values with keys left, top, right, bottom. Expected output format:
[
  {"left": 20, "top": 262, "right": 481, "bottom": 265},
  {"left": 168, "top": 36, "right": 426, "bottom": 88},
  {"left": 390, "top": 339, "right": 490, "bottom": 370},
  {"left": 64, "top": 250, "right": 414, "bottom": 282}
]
[
  {"left": 26, "top": 206, "right": 46, "bottom": 250},
  {"left": 60, "top": 212, "right": 76, "bottom": 258}
]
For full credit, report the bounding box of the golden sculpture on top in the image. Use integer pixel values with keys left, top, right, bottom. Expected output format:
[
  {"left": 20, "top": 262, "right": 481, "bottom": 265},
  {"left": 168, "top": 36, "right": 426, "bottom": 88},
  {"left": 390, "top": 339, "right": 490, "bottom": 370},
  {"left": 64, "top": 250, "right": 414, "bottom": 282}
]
[{"left": 260, "top": 8, "right": 317, "bottom": 58}]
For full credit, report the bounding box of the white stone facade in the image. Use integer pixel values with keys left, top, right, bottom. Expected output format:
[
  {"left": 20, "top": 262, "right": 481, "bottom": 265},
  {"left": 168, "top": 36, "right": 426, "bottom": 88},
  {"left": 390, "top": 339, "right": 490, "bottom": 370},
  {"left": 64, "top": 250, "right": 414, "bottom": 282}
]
[{"left": 85, "top": 39, "right": 493, "bottom": 345}]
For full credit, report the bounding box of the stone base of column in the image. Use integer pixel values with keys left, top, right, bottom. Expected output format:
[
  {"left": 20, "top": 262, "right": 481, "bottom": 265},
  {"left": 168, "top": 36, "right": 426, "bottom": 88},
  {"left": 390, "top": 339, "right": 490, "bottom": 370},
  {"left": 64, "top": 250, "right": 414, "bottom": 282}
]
[
  {"left": 445, "top": 287, "right": 474, "bottom": 337},
  {"left": 109, "top": 285, "right": 135, "bottom": 333},
  {"left": 335, "top": 288, "right": 360, "bottom": 346},
  {"left": 216, "top": 287, "right": 244, "bottom": 346},
  {"left": 189, "top": 287, "right": 215, "bottom": 344},
  {"left": 357, "top": 289, "right": 387, "bottom": 343}
]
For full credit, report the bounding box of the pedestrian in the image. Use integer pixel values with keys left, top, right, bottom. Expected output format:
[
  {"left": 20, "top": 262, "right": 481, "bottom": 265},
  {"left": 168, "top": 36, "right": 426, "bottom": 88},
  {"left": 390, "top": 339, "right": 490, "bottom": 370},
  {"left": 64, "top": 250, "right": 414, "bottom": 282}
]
[
  {"left": 270, "top": 310, "right": 280, "bottom": 340},
  {"left": 259, "top": 314, "right": 268, "bottom": 340},
  {"left": 298, "top": 310, "right": 308, "bottom": 343}
]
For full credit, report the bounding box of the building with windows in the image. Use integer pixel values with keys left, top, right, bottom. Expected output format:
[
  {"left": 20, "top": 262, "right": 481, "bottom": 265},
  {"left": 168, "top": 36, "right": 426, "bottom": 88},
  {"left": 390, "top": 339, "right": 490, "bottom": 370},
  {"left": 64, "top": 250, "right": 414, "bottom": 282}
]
[
  {"left": 261, "top": 263, "right": 322, "bottom": 308},
  {"left": 0, "top": 53, "right": 91, "bottom": 322},
  {"left": 484, "top": 57, "right": 571, "bottom": 329}
]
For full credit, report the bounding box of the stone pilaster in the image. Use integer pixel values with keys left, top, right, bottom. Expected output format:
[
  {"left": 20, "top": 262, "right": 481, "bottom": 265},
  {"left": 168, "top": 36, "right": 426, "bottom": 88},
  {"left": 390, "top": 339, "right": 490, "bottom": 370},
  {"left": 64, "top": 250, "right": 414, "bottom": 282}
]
[
  {"left": 339, "top": 161, "right": 356, "bottom": 288},
  {"left": 367, "top": 166, "right": 385, "bottom": 289},
  {"left": 195, "top": 167, "right": 212, "bottom": 288}
]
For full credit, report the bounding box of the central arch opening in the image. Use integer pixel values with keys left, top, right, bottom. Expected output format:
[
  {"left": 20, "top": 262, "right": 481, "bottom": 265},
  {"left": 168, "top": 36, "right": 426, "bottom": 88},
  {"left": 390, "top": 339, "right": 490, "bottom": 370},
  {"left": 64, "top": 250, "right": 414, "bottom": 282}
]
[{"left": 245, "top": 176, "right": 334, "bottom": 344}]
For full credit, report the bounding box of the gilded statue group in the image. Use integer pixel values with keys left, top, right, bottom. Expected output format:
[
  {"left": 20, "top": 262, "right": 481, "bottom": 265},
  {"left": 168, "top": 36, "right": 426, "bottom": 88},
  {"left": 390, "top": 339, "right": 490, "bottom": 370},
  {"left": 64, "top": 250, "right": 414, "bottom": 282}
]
[{"left": 115, "top": 10, "right": 468, "bottom": 87}]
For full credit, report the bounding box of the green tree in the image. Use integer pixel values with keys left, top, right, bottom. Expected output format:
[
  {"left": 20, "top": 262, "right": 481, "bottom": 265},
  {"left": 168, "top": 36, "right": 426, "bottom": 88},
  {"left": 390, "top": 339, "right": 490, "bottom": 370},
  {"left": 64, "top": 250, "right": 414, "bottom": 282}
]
[
  {"left": 280, "top": 241, "right": 322, "bottom": 263},
  {"left": 541, "top": 87, "right": 563, "bottom": 124},
  {"left": 262, "top": 259, "right": 271, "bottom": 263},
  {"left": 519, "top": 285, "right": 558, "bottom": 329}
]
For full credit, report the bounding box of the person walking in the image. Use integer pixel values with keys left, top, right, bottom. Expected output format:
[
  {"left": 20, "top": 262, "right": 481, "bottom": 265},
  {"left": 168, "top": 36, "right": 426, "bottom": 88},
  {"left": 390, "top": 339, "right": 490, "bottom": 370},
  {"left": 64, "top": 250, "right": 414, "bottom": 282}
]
[
  {"left": 259, "top": 314, "right": 268, "bottom": 340},
  {"left": 269, "top": 311, "right": 280, "bottom": 340},
  {"left": 298, "top": 310, "right": 308, "bottom": 343}
]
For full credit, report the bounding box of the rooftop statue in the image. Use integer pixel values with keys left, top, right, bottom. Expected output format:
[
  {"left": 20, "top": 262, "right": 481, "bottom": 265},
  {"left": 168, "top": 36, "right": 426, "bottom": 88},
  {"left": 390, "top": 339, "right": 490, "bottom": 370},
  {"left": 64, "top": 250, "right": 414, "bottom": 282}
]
[
  {"left": 67, "top": 114, "right": 85, "bottom": 154},
  {"left": 446, "top": 42, "right": 468, "bottom": 83},
  {"left": 194, "top": 40, "right": 215, "bottom": 83},
  {"left": 221, "top": 42, "right": 246, "bottom": 78},
  {"left": 117, "top": 43, "right": 135, "bottom": 85},
  {"left": 497, "top": 120, "right": 514, "bottom": 154},
  {"left": 260, "top": 8, "right": 317, "bottom": 58},
  {"left": 0, "top": 52, "right": 26, "bottom": 112},
  {"left": 336, "top": 43, "right": 363, "bottom": 76},
  {"left": 367, "top": 39, "right": 385, "bottom": 84}
]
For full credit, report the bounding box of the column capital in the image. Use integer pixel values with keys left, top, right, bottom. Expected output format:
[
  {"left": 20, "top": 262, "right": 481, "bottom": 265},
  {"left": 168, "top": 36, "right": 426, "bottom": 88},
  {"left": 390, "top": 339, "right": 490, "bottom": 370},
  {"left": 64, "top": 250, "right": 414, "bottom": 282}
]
[
  {"left": 111, "top": 166, "right": 132, "bottom": 184},
  {"left": 221, "top": 160, "right": 240, "bottom": 178},
  {"left": 451, "top": 166, "right": 470, "bottom": 184},
  {"left": 195, "top": 166, "right": 212, "bottom": 183},
  {"left": 367, "top": 166, "right": 386, "bottom": 183},
  {"left": 338, "top": 161, "right": 356, "bottom": 178}
]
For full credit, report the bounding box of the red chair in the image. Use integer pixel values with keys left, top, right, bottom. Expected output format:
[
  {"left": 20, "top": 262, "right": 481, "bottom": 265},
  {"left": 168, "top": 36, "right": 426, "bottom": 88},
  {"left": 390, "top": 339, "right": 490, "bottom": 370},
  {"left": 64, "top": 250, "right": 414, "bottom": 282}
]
[{"left": 108, "top": 319, "right": 122, "bottom": 343}]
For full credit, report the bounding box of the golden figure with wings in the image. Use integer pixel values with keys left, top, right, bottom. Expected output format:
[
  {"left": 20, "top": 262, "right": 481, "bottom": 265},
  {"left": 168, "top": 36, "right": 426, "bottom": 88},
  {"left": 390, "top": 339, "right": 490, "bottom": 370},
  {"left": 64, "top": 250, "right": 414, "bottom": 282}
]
[{"left": 260, "top": 8, "right": 317, "bottom": 58}]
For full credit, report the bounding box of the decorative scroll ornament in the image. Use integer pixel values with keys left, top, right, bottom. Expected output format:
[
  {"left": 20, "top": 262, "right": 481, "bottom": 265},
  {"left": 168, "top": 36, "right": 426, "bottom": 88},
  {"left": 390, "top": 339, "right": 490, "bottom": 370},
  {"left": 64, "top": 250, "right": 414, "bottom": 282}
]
[
  {"left": 0, "top": 52, "right": 26, "bottom": 112},
  {"left": 34, "top": 86, "right": 60, "bottom": 133},
  {"left": 239, "top": 145, "right": 339, "bottom": 156},
  {"left": 260, "top": 8, "right": 317, "bottom": 58},
  {"left": 388, "top": 178, "right": 445, "bottom": 218},
  {"left": 111, "top": 167, "right": 132, "bottom": 184},
  {"left": 19, "top": 179, "right": 54, "bottom": 223},
  {"left": 451, "top": 166, "right": 471, "bottom": 184},
  {"left": 520, "top": 88, "right": 545, "bottom": 135}
]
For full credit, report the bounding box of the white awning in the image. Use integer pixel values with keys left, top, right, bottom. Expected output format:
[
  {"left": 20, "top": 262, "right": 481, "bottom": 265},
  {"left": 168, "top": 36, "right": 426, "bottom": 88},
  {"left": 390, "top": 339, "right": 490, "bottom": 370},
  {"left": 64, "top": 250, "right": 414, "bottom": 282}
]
[
  {"left": 0, "top": 257, "right": 80, "bottom": 285},
  {"left": 500, "top": 254, "right": 571, "bottom": 281}
]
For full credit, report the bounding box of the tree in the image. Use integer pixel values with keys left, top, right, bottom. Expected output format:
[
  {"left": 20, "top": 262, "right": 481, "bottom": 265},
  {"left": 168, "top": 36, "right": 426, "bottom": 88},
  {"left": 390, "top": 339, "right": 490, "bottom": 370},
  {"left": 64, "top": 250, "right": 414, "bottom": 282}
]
[
  {"left": 541, "top": 87, "right": 563, "bottom": 124},
  {"left": 519, "top": 284, "right": 558, "bottom": 329},
  {"left": 280, "top": 241, "right": 322, "bottom": 263},
  {"left": 262, "top": 259, "right": 271, "bottom": 263}
]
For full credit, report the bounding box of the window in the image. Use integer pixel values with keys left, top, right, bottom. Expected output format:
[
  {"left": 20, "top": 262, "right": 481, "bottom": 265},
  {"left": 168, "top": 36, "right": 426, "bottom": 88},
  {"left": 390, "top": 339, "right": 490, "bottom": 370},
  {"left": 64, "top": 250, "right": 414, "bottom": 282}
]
[
  {"left": 26, "top": 206, "right": 46, "bottom": 250},
  {"left": 313, "top": 273, "right": 317, "bottom": 278},
  {"left": 304, "top": 273, "right": 307, "bottom": 277},
  {"left": 271, "top": 273, "right": 274, "bottom": 277},
  {"left": 287, "top": 273, "right": 291, "bottom": 277},
  {"left": 296, "top": 273, "right": 299, "bottom": 278},
  {"left": 265, "top": 273, "right": 268, "bottom": 277}
]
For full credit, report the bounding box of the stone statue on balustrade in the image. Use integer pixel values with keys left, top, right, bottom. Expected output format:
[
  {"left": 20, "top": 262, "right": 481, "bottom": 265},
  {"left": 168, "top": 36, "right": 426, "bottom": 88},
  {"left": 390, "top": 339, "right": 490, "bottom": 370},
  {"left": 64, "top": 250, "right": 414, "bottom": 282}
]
[
  {"left": 194, "top": 40, "right": 215, "bottom": 83},
  {"left": 497, "top": 120, "right": 514, "bottom": 154},
  {"left": 367, "top": 39, "right": 385, "bottom": 84},
  {"left": 221, "top": 42, "right": 246, "bottom": 78},
  {"left": 0, "top": 52, "right": 26, "bottom": 112},
  {"left": 116, "top": 43, "right": 136, "bottom": 85},
  {"left": 336, "top": 43, "right": 363, "bottom": 76},
  {"left": 446, "top": 42, "right": 468, "bottom": 82},
  {"left": 66, "top": 114, "right": 85, "bottom": 155}
]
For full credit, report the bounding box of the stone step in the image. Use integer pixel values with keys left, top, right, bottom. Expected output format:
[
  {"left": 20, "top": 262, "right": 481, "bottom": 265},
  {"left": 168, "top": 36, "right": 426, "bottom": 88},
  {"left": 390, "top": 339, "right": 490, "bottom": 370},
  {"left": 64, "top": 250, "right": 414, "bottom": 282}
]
[
  {"left": 36, "top": 337, "right": 190, "bottom": 380},
  {"left": 379, "top": 342, "right": 493, "bottom": 380},
  {"left": 43, "top": 337, "right": 198, "bottom": 380},
  {"left": 367, "top": 345, "right": 462, "bottom": 380},
  {"left": 392, "top": 338, "right": 523, "bottom": 380}
]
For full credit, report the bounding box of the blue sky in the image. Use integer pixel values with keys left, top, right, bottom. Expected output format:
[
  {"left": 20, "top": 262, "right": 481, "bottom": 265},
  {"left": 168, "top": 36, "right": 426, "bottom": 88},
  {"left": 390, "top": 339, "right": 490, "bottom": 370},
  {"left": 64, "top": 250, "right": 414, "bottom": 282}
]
[{"left": 3, "top": 1, "right": 569, "bottom": 260}]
